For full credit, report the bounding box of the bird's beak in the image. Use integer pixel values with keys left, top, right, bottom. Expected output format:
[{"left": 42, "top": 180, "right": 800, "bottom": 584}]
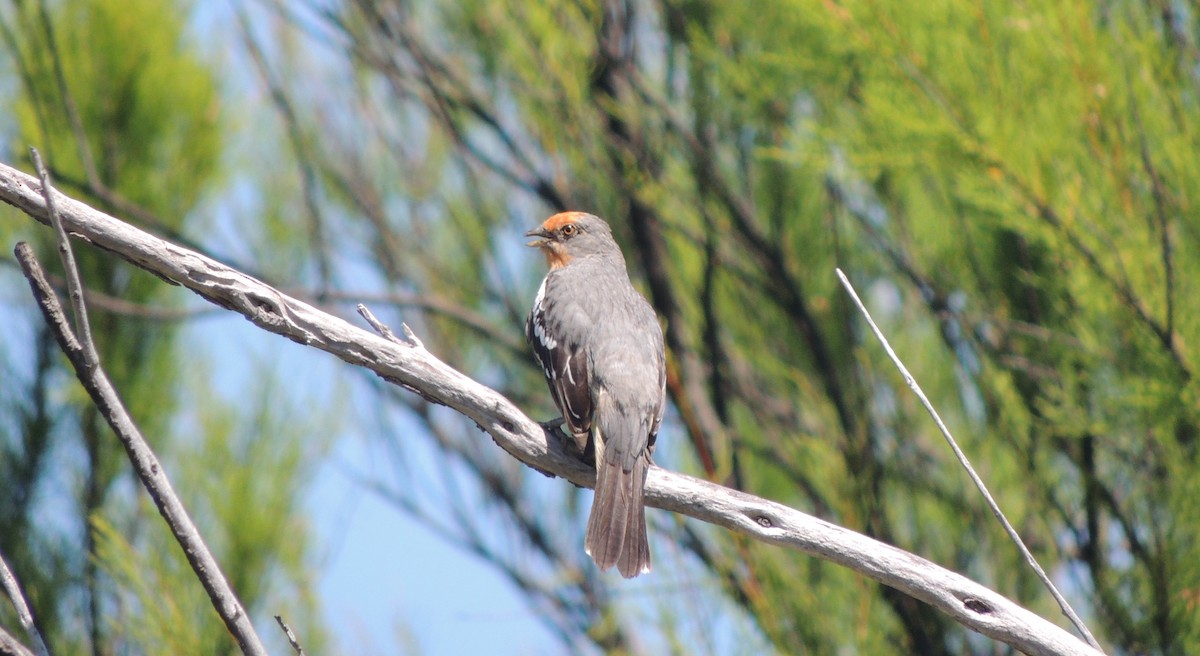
[{"left": 525, "top": 226, "right": 551, "bottom": 248}]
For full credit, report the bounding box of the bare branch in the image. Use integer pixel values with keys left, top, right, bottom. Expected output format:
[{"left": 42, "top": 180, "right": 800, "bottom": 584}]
[
  {"left": 356, "top": 303, "right": 402, "bottom": 343},
  {"left": 274, "top": 615, "right": 306, "bottom": 656},
  {"left": 0, "top": 161, "right": 1101, "bottom": 656},
  {"left": 29, "top": 147, "right": 97, "bottom": 365},
  {"left": 835, "top": 268, "right": 1103, "bottom": 652},
  {"left": 11, "top": 238, "right": 267, "bottom": 656},
  {"left": 327, "top": 289, "right": 525, "bottom": 355},
  {"left": 0, "top": 550, "right": 48, "bottom": 656},
  {"left": 356, "top": 303, "right": 424, "bottom": 349}
]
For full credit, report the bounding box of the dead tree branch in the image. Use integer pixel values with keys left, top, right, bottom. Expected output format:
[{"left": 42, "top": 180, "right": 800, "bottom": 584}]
[
  {"left": 0, "top": 160, "right": 1100, "bottom": 656},
  {"left": 12, "top": 243, "right": 267, "bottom": 656},
  {"left": 11, "top": 159, "right": 268, "bottom": 656},
  {"left": 837, "top": 269, "right": 1101, "bottom": 651},
  {"left": 274, "top": 615, "right": 306, "bottom": 656}
]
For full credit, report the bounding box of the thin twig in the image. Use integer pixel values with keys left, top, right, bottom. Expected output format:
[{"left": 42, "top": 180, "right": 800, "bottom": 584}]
[
  {"left": 356, "top": 303, "right": 423, "bottom": 348},
  {"left": 12, "top": 242, "right": 268, "bottom": 656},
  {"left": 356, "top": 304, "right": 401, "bottom": 343},
  {"left": 330, "top": 289, "right": 524, "bottom": 354},
  {"left": 274, "top": 615, "right": 306, "bottom": 656},
  {"left": 0, "top": 551, "right": 48, "bottom": 656},
  {"left": 835, "top": 268, "right": 1103, "bottom": 652},
  {"left": 30, "top": 147, "right": 97, "bottom": 364}
]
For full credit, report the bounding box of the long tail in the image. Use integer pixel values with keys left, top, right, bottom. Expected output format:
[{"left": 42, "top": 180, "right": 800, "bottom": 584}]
[{"left": 585, "top": 453, "right": 650, "bottom": 578}]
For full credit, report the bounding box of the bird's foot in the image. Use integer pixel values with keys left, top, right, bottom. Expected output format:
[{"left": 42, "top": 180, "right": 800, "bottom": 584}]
[
  {"left": 538, "top": 416, "right": 566, "bottom": 433},
  {"left": 537, "top": 417, "right": 593, "bottom": 463},
  {"left": 525, "top": 418, "right": 570, "bottom": 479}
]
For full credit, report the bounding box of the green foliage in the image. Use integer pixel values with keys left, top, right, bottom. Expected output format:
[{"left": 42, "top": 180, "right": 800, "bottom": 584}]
[
  {"left": 88, "top": 373, "right": 330, "bottom": 654},
  {"left": 180, "top": 370, "right": 331, "bottom": 651},
  {"left": 10, "top": 0, "right": 221, "bottom": 218},
  {"left": 91, "top": 516, "right": 209, "bottom": 653}
]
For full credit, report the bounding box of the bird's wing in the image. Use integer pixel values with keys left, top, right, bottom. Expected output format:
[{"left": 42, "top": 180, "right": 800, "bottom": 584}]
[{"left": 527, "top": 279, "right": 592, "bottom": 438}]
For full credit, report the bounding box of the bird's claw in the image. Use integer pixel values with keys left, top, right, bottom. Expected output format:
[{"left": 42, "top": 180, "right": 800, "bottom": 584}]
[
  {"left": 537, "top": 417, "right": 593, "bottom": 463},
  {"left": 538, "top": 417, "right": 566, "bottom": 432}
]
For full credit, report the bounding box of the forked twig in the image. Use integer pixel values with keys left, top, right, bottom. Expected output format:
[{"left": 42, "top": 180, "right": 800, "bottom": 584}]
[
  {"left": 835, "top": 268, "right": 1102, "bottom": 652},
  {"left": 357, "top": 303, "right": 423, "bottom": 348},
  {"left": 30, "top": 148, "right": 96, "bottom": 364}
]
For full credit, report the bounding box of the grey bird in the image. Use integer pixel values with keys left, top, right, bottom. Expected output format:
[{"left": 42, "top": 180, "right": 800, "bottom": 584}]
[{"left": 525, "top": 211, "right": 666, "bottom": 578}]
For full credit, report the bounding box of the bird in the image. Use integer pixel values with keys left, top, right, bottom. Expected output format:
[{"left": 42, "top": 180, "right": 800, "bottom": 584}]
[{"left": 525, "top": 211, "right": 666, "bottom": 578}]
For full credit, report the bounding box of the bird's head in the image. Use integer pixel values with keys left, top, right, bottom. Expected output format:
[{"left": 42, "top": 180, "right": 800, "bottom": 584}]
[{"left": 525, "top": 212, "right": 616, "bottom": 269}]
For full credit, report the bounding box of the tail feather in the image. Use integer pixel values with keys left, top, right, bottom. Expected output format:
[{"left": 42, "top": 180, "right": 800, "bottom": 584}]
[{"left": 585, "top": 454, "right": 650, "bottom": 578}]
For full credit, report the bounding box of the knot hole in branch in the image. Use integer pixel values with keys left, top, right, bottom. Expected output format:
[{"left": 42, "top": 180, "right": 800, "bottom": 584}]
[
  {"left": 752, "top": 512, "right": 776, "bottom": 529},
  {"left": 963, "top": 597, "right": 994, "bottom": 615}
]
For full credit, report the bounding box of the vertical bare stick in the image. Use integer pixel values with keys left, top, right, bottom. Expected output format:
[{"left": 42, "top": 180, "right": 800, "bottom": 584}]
[
  {"left": 13, "top": 240, "right": 268, "bottom": 656},
  {"left": 274, "top": 615, "right": 306, "bottom": 656},
  {"left": 835, "top": 268, "right": 1102, "bottom": 652},
  {"left": 0, "top": 551, "right": 48, "bottom": 656},
  {"left": 29, "top": 147, "right": 98, "bottom": 365}
]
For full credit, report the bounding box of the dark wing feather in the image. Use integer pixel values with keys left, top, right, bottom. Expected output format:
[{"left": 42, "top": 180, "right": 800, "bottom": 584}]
[{"left": 527, "top": 285, "right": 592, "bottom": 439}]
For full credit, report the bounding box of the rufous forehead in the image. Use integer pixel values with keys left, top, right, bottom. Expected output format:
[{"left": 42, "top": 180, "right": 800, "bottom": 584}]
[{"left": 542, "top": 211, "right": 589, "bottom": 231}]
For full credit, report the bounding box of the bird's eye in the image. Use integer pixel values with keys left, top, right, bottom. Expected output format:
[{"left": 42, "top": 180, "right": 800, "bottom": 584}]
[{"left": 560, "top": 224, "right": 578, "bottom": 237}]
